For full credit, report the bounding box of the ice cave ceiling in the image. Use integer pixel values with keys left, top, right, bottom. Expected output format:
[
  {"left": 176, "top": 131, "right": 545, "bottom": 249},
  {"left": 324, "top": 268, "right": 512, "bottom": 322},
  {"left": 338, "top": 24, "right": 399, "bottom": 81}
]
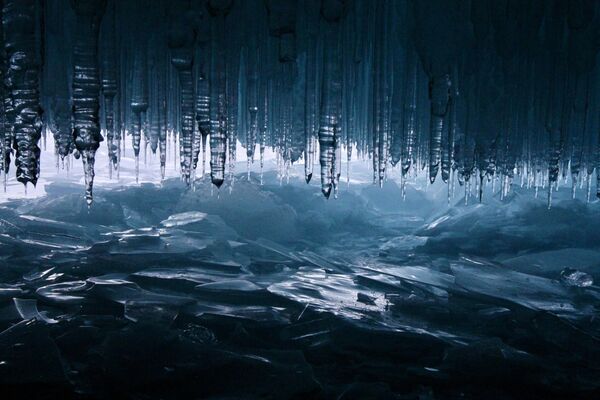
[{"left": 1, "top": 0, "right": 600, "bottom": 206}]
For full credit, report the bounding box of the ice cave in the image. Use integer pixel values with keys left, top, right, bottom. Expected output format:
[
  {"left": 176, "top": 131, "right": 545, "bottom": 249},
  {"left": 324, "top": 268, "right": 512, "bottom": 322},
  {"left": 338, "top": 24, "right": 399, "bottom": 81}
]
[{"left": 0, "top": 0, "right": 600, "bottom": 399}]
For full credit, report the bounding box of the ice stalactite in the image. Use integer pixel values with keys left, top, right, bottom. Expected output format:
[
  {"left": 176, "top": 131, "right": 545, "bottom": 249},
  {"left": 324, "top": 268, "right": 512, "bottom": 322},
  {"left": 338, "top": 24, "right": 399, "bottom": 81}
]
[
  {"left": 388, "top": 2, "right": 405, "bottom": 170},
  {"left": 265, "top": 0, "right": 300, "bottom": 182},
  {"left": 401, "top": 49, "right": 417, "bottom": 178},
  {"left": 0, "top": 0, "right": 10, "bottom": 186},
  {"left": 543, "top": 1, "right": 568, "bottom": 208},
  {"left": 566, "top": 0, "right": 597, "bottom": 199},
  {"left": 3, "top": 0, "right": 43, "bottom": 187},
  {"left": 154, "top": 16, "right": 169, "bottom": 180},
  {"left": 413, "top": 0, "right": 458, "bottom": 184},
  {"left": 147, "top": 39, "right": 160, "bottom": 156},
  {"left": 148, "top": 30, "right": 168, "bottom": 178},
  {"left": 302, "top": 0, "right": 320, "bottom": 184},
  {"left": 195, "top": 58, "right": 210, "bottom": 179},
  {"left": 44, "top": 0, "right": 74, "bottom": 168},
  {"left": 426, "top": 74, "right": 451, "bottom": 184},
  {"left": 193, "top": 2, "right": 210, "bottom": 179},
  {"left": 178, "top": 51, "right": 194, "bottom": 186},
  {"left": 148, "top": 77, "right": 159, "bottom": 157},
  {"left": 441, "top": 68, "right": 458, "bottom": 185},
  {"left": 101, "top": 0, "right": 118, "bottom": 174},
  {"left": 259, "top": 77, "right": 269, "bottom": 184},
  {"left": 245, "top": 5, "right": 259, "bottom": 165},
  {"left": 68, "top": 0, "right": 106, "bottom": 203},
  {"left": 317, "top": 0, "right": 344, "bottom": 198},
  {"left": 371, "top": 0, "right": 393, "bottom": 187},
  {"left": 208, "top": 0, "right": 233, "bottom": 188},
  {"left": 3, "top": 0, "right": 600, "bottom": 206},
  {"left": 168, "top": 0, "right": 196, "bottom": 187},
  {"left": 225, "top": 13, "right": 240, "bottom": 187},
  {"left": 71, "top": 0, "right": 105, "bottom": 205},
  {"left": 130, "top": 47, "right": 148, "bottom": 182},
  {"left": 158, "top": 75, "right": 167, "bottom": 179},
  {"left": 291, "top": 53, "right": 307, "bottom": 165},
  {"left": 117, "top": 28, "right": 128, "bottom": 163}
]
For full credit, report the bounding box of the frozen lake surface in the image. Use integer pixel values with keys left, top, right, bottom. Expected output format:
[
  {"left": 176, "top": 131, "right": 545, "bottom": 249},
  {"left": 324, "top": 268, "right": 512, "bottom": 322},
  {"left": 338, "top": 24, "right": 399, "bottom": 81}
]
[{"left": 1, "top": 170, "right": 599, "bottom": 399}]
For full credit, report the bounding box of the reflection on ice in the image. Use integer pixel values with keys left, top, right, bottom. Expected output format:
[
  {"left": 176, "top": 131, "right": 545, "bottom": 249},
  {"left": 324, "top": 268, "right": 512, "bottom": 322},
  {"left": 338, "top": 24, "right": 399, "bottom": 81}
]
[{"left": 560, "top": 268, "right": 594, "bottom": 288}]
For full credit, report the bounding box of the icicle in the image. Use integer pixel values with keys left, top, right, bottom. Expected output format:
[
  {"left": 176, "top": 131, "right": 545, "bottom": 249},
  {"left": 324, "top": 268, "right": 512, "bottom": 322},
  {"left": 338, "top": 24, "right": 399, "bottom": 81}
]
[
  {"left": 207, "top": 0, "right": 232, "bottom": 188},
  {"left": 401, "top": 53, "right": 417, "bottom": 178},
  {"left": 0, "top": 4, "right": 9, "bottom": 188},
  {"left": 428, "top": 74, "right": 451, "bottom": 184},
  {"left": 4, "top": 0, "right": 43, "bottom": 187},
  {"left": 196, "top": 62, "right": 210, "bottom": 180},
  {"left": 2, "top": 0, "right": 599, "bottom": 210},
  {"left": 317, "top": 0, "right": 344, "bottom": 198},
  {"left": 130, "top": 33, "right": 149, "bottom": 184},
  {"left": 168, "top": 0, "right": 196, "bottom": 187},
  {"left": 303, "top": 3, "right": 319, "bottom": 184},
  {"left": 101, "top": 0, "right": 118, "bottom": 171},
  {"left": 70, "top": 0, "right": 106, "bottom": 204}
]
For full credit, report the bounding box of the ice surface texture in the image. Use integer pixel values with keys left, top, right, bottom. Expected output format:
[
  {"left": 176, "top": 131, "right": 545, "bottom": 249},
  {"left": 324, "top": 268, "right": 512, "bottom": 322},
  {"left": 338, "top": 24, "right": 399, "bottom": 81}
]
[
  {"left": 0, "top": 0, "right": 599, "bottom": 205},
  {"left": 1, "top": 174, "right": 600, "bottom": 399}
]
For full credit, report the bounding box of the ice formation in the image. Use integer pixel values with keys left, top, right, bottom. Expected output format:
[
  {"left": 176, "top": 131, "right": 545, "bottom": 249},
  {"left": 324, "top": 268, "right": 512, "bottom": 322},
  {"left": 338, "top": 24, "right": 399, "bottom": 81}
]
[
  {"left": 3, "top": 0, "right": 43, "bottom": 187},
  {"left": 0, "top": 0, "right": 598, "bottom": 207},
  {"left": 71, "top": 0, "right": 105, "bottom": 205},
  {"left": 1, "top": 3, "right": 600, "bottom": 398}
]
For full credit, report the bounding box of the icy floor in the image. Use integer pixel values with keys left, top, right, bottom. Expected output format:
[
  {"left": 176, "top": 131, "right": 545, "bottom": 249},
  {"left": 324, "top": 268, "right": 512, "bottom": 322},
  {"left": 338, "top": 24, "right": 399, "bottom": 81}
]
[{"left": 1, "top": 168, "right": 599, "bottom": 399}]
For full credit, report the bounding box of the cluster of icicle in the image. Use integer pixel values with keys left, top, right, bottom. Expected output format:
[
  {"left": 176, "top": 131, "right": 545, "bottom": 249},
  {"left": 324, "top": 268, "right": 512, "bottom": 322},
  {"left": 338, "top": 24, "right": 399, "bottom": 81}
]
[{"left": 0, "top": 0, "right": 600, "bottom": 208}]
